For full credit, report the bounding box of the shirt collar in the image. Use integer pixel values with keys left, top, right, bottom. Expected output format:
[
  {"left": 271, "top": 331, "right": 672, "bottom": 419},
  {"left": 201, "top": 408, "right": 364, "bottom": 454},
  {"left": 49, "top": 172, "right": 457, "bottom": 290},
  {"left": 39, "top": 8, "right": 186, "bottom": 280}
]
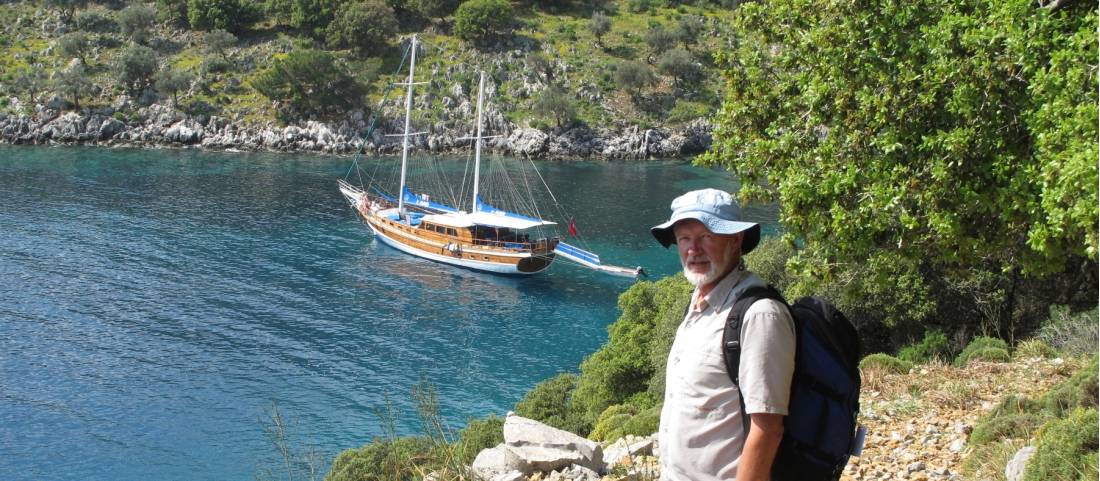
[{"left": 690, "top": 268, "right": 745, "bottom": 313}]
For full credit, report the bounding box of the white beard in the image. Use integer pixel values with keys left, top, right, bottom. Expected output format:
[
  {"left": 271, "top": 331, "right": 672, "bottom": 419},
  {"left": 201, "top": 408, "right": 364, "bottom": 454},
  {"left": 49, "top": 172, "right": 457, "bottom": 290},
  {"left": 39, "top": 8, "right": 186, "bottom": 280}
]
[{"left": 682, "top": 246, "right": 736, "bottom": 287}]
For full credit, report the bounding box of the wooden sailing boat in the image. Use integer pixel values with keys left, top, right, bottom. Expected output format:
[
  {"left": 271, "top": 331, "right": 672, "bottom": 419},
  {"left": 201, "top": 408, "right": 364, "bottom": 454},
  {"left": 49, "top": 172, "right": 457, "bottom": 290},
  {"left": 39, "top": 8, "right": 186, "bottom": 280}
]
[{"left": 338, "top": 36, "right": 641, "bottom": 277}]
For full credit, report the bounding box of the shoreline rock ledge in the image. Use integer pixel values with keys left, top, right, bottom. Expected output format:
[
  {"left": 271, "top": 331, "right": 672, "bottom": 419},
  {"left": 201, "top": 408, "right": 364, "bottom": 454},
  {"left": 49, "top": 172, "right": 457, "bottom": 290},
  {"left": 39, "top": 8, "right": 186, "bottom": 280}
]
[{"left": 0, "top": 104, "right": 713, "bottom": 160}]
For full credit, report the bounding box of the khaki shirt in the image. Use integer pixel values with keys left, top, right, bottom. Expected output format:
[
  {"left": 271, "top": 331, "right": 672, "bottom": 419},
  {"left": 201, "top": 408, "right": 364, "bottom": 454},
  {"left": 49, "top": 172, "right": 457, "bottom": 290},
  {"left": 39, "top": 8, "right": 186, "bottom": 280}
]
[{"left": 658, "top": 270, "right": 796, "bottom": 481}]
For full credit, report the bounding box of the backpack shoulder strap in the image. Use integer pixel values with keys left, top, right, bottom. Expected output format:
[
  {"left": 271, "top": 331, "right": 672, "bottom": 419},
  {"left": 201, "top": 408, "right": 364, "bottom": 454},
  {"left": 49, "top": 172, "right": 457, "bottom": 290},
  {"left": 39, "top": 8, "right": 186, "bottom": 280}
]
[{"left": 723, "top": 284, "right": 787, "bottom": 433}]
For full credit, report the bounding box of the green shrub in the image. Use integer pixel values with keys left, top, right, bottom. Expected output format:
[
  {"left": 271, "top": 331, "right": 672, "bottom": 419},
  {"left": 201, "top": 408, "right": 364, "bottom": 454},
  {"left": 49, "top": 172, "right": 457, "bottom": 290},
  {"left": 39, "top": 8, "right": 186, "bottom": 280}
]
[
  {"left": 74, "top": 10, "right": 118, "bottom": 32},
  {"left": 412, "top": 0, "right": 461, "bottom": 23},
  {"left": 157, "top": 0, "right": 189, "bottom": 25},
  {"left": 954, "top": 336, "right": 1010, "bottom": 366},
  {"left": 616, "top": 405, "right": 661, "bottom": 439},
  {"left": 456, "top": 415, "right": 503, "bottom": 464},
  {"left": 1039, "top": 305, "right": 1100, "bottom": 357},
  {"left": 453, "top": 0, "right": 513, "bottom": 44},
  {"left": 859, "top": 353, "right": 913, "bottom": 374},
  {"left": 970, "top": 413, "right": 1047, "bottom": 445},
  {"left": 987, "top": 394, "right": 1043, "bottom": 419},
  {"left": 187, "top": 0, "right": 261, "bottom": 32},
  {"left": 1015, "top": 339, "right": 1057, "bottom": 360},
  {"left": 898, "top": 328, "right": 951, "bottom": 364},
  {"left": 325, "top": 436, "right": 436, "bottom": 481},
  {"left": 964, "top": 347, "right": 1012, "bottom": 365},
  {"left": 665, "top": 99, "right": 711, "bottom": 124},
  {"left": 118, "top": 4, "right": 156, "bottom": 44},
  {"left": 1022, "top": 408, "right": 1099, "bottom": 481},
  {"left": 325, "top": 0, "right": 398, "bottom": 55},
  {"left": 1040, "top": 357, "right": 1099, "bottom": 417},
  {"left": 251, "top": 49, "right": 364, "bottom": 118},
  {"left": 200, "top": 56, "right": 232, "bottom": 74},
  {"left": 590, "top": 404, "right": 637, "bottom": 441},
  {"left": 513, "top": 373, "right": 587, "bottom": 434}
]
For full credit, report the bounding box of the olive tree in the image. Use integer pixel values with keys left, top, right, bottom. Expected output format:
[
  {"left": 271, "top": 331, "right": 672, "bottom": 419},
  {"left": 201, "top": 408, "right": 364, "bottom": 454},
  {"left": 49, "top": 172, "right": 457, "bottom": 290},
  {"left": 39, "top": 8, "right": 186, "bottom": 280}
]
[
  {"left": 119, "top": 4, "right": 157, "bottom": 44},
  {"left": 54, "top": 64, "right": 94, "bottom": 109},
  {"left": 57, "top": 31, "right": 93, "bottom": 65},
  {"left": 154, "top": 67, "right": 194, "bottom": 106},
  {"left": 532, "top": 86, "right": 576, "bottom": 129},
  {"left": 657, "top": 47, "right": 698, "bottom": 87},
  {"left": 115, "top": 44, "right": 158, "bottom": 94},
  {"left": 203, "top": 29, "right": 237, "bottom": 59},
  {"left": 588, "top": 12, "right": 611, "bottom": 47},
  {"left": 614, "top": 60, "right": 656, "bottom": 100}
]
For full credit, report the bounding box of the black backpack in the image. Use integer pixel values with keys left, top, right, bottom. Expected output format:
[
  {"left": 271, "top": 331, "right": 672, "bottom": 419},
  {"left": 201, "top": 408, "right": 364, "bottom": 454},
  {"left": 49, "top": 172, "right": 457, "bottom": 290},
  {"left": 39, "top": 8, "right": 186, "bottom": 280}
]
[{"left": 724, "top": 285, "right": 863, "bottom": 481}]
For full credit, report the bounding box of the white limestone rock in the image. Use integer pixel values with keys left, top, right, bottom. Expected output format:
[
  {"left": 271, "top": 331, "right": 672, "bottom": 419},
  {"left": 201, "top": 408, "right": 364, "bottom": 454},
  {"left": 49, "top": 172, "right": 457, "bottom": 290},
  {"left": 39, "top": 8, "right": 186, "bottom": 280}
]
[
  {"left": 1005, "top": 446, "right": 1036, "bottom": 481},
  {"left": 471, "top": 443, "right": 532, "bottom": 481},
  {"left": 503, "top": 414, "right": 605, "bottom": 474}
]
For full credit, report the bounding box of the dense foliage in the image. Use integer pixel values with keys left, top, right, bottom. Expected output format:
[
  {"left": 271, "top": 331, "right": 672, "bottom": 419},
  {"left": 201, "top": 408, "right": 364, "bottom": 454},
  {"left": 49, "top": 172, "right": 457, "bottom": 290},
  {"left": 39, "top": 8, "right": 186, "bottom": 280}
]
[
  {"left": 187, "top": 0, "right": 261, "bottom": 32},
  {"left": 325, "top": 0, "right": 399, "bottom": 55},
  {"left": 251, "top": 49, "right": 365, "bottom": 119},
  {"left": 703, "top": 0, "right": 1098, "bottom": 341},
  {"left": 453, "top": 0, "right": 513, "bottom": 44},
  {"left": 114, "top": 44, "right": 158, "bottom": 94},
  {"left": 118, "top": 4, "right": 156, "bottom": 44}
]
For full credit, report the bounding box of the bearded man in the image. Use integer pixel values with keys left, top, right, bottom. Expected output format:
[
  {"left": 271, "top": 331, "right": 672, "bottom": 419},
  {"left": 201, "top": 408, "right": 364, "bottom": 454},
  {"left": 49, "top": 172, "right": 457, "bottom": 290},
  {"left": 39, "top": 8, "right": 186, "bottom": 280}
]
[{"left": 650, "top": 188, "right": 796, "bottom": 481}]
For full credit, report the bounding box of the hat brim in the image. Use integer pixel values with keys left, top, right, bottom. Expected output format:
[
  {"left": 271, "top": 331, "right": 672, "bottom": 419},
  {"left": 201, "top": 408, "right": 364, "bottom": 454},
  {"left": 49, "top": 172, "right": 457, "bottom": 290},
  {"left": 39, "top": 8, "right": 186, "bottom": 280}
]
[{"left": 651, "top": 212, "right": 761, "bottom": 254}]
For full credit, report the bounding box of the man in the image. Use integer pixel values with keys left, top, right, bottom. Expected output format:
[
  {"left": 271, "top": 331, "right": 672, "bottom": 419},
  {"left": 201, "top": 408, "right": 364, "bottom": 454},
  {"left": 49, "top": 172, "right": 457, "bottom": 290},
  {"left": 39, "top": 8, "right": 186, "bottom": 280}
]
[{"left": 650, "top": 188, "right": 796, "bottom": 481}]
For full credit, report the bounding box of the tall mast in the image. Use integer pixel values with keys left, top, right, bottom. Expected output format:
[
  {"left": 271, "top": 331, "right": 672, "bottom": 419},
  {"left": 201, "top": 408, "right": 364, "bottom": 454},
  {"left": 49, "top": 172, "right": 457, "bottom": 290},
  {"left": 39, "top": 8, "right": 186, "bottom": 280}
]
[
  {"left": 471, "top": 72, "right": 485, "bottom": 213},
  {"left": 397, "top": 35, "right": 418, "bottom": 217}
]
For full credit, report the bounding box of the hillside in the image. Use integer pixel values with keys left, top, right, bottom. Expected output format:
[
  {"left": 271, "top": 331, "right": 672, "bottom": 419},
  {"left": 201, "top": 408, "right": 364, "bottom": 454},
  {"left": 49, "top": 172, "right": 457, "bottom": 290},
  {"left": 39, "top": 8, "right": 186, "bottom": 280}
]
[{"left": 0, "top": 1, "right": 737, "bottom": 158}]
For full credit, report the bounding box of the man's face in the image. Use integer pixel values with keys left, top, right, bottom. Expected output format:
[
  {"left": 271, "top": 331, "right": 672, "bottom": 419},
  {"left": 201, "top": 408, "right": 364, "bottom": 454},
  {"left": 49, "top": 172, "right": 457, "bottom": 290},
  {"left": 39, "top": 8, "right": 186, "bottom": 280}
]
[{"left": 673, "top": 219, "right": 743, "bottom": 287}]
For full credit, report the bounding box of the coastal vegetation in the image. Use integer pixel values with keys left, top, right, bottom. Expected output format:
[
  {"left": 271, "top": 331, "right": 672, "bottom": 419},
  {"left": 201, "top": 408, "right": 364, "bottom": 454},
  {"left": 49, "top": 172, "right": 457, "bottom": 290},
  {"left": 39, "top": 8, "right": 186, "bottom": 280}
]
[{"left": 1, "top": 0, "right": 736, "bottom": 133}]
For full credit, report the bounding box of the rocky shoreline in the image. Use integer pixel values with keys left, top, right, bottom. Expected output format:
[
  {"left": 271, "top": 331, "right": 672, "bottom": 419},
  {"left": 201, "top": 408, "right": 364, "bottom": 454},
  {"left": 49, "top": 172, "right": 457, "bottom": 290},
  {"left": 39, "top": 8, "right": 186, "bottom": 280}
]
[{"left": 0, "top": 102, "right": 713, "bottom": 160}]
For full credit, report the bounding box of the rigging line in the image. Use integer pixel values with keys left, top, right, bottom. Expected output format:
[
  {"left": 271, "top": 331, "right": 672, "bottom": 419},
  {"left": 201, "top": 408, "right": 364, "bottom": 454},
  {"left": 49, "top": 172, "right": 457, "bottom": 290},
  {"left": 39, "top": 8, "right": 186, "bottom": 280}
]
[{"left": 347, "top": 38, "right": 414, "bottom": 184}]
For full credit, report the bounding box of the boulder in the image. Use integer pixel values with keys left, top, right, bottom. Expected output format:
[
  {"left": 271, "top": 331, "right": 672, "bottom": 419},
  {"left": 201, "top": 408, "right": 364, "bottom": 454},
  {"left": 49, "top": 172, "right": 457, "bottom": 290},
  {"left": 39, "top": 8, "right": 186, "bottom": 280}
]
[
  {"left": 503, "top": 414, "right": 605, "bottom": 474},
  {"left": 1005, "top": 445, "right": 1036, "bottom": 481},
  {"left": 506, "top": 128, "right": 548, "bottom": 157},
  {"left": 602, "top": 435, "right": 655, "bottom": 468},
  {"left": 471, "top": 443, "right": 532, "bottom": 481}
]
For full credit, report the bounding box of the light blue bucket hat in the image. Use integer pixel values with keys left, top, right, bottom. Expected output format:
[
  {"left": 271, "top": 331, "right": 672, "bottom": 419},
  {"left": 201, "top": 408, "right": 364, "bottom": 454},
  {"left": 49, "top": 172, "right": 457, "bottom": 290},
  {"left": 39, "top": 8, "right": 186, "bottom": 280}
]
[{"left": 650, "top": 188, "right": 761, "bottom": 253}]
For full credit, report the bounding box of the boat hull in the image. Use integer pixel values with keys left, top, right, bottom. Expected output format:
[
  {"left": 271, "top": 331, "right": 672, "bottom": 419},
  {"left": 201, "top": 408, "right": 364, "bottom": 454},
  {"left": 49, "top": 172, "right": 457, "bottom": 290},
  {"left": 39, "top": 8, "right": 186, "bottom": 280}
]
[{"left": 370, "top": 224, "right": 552, "bottom": 275}]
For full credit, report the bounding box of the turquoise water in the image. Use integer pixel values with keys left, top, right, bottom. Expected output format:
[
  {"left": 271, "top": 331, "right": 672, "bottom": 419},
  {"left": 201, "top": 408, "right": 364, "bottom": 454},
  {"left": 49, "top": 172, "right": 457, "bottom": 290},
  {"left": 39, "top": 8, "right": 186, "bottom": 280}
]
[{"left": 0, "top": 146, "right": 778, "bottom": 480}]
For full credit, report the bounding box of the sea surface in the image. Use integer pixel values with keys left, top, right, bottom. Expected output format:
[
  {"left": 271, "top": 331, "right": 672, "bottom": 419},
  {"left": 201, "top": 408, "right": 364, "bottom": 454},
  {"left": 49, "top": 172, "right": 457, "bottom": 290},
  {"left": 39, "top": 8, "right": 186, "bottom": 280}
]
[{"left": 0, "top": 145, "right": 778, "bottom": 481}]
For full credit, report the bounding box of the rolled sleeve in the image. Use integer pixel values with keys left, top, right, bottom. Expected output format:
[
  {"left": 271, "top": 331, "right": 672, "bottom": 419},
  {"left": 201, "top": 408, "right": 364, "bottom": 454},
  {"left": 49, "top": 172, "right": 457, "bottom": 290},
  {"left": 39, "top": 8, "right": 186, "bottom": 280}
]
[{"left": 738, "top": 299, "right": 796, "bottom": 415}]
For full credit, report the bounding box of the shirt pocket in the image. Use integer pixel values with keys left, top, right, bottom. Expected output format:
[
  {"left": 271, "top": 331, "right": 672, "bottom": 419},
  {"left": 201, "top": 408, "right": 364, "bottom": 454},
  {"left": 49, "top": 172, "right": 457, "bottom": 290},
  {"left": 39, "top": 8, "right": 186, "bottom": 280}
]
[{"left": 676, "top": 349, "right": 738, "bottom": 413}]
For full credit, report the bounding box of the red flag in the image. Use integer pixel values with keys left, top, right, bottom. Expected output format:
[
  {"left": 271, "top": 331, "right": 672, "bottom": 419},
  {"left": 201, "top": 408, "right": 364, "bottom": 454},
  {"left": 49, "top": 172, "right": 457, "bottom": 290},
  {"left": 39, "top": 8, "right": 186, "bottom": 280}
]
[{"left": 568, "top": 218, "right": 578, "bottom": 237}]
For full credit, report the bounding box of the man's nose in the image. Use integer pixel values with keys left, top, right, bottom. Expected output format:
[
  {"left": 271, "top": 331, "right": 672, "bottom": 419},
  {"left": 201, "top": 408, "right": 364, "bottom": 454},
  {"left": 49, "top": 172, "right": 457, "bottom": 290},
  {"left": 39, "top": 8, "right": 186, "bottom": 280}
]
[{"left": 684, "top": 239, "right": 701, "bottom": 255}]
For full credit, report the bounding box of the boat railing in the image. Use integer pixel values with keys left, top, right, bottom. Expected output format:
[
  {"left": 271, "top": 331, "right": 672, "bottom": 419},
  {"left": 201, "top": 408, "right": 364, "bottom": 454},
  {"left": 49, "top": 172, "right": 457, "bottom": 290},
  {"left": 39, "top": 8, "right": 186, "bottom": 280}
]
[{"left": 471, "top": 236, "right": 560, "bottom": 252}]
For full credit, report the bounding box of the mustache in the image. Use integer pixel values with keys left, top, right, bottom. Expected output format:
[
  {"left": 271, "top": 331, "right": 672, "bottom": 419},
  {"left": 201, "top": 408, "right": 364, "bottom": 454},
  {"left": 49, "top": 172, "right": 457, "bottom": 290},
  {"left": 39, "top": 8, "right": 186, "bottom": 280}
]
[{"left": 685, "top": 255, "right": 710, "bottom": 263}]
